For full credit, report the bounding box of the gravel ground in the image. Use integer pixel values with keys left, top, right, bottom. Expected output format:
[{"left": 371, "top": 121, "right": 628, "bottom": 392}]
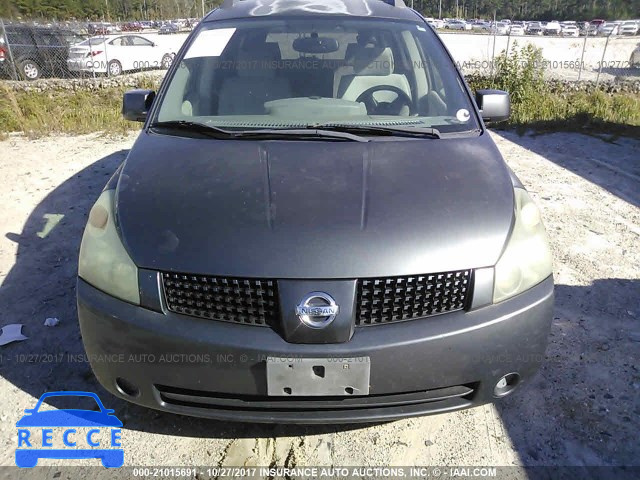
[{"left": 0, "top": 129, "right": 638, "bottom": 473}]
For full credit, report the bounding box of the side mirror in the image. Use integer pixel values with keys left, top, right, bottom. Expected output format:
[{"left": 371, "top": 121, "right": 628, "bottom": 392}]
[
  {"left": 476, "top": 89, "right": 510, "bottom": 123},
  {"left": 122, "top": 89, "right": 156, "bottom": 122}
]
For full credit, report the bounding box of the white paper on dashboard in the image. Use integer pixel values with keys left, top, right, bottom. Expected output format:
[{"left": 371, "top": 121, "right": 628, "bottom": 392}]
[{"left": 184, "top": 28, "right": 236, "bottom": 59}]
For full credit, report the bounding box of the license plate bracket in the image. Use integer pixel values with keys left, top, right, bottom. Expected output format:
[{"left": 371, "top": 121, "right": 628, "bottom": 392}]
[{"left": 266, "top": 357, "right": 370, "bottom": 396}]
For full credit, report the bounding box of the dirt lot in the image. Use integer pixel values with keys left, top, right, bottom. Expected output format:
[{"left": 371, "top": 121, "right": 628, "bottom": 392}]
[{"left": 0, "top": 129, "right": 638, "bottom": 472}]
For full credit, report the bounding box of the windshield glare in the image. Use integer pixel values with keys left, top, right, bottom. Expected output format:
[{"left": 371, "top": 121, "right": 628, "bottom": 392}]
[{"left": 156, "top": 18, "right": 478, "bottom": 133}]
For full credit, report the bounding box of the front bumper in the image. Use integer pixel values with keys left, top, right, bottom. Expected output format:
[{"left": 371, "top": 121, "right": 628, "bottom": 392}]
[{"left": 78, "top": 276, "right": 554, "bottom": 424}]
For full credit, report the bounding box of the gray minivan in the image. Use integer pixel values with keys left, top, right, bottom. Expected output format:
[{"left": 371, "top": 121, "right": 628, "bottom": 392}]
[{"left": 77, "top": 0, "right": 554, "bottom": 423}]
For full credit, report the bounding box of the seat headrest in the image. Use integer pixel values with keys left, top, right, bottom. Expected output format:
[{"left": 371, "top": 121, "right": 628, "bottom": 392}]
[
  {"left": 236, "top": 43, "right": 281, "bottom": 78},
  {"left": 352, "top": 47, "right": 394, "bottom": 76},
  {"left": 344, "top": 43, "right": 359, "bottom": 62}
]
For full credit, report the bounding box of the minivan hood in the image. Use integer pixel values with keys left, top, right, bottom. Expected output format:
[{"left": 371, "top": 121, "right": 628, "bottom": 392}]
[{"left": 116, "top": 131, "right": 514, "bottom": 278}]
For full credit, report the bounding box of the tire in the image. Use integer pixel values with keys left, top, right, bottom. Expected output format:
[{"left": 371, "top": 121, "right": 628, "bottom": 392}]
[
  {"left": 18, "top": 59, "right": 41, "bottom": 81},
  {"left": 161, "top": 53, "right": 173, "bottom": 70},
  {"left": 107, "top": 60, "right": 122, "bottom": 77}
]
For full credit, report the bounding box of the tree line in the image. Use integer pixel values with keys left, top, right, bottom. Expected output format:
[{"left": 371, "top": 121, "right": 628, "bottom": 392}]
[
  {"left": 0, "top": 0, "right": 638, "bottom": 21},
  {"left": 0, "top": 0, "right": 224, "bottom": 20}
]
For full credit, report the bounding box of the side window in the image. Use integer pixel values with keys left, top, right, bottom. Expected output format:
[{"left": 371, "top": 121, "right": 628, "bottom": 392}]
[
  {"left": 6, "top": 30, "right": 33, "bottom": 46},
  {"left": 35, "top": 32, "right": 61, "bottom": 46},
  {"left": 130, "top": 36, "right": 153, "bottom": 47},
  {"left": 62, "top": 33, "right": 84, "bottom": 46},
  {"left": 111, "top": 37, "right": 127, "bottom": 46}
]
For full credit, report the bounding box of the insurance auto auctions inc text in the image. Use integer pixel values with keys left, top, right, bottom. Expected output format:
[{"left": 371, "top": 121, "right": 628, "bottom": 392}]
[{"left": 204, "top": 466, "right": 498, "bottom": 478}]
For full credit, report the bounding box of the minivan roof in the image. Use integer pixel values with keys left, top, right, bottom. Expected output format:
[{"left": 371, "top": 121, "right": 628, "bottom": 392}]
[{"left": 204, "top": 0, "right": 420, "bottom": 22}]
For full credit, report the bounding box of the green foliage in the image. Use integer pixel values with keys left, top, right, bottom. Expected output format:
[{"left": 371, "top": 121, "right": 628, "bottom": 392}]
[
  {"left": 492, "top": 42, "right": 545, "bottom": 106},
  {"left": 0, "top": 67, "right": 638, "bottom": 139},
  {"left": 1, "top": 0, "right": 224, "bottom": 20},
  {"left": 466, "top": 52, "right": 640, "bottom": 134},
  {"left": 0, "top": 76, "right": 161, "bottom": 138},
  {"left": 1, "top": 0, "right": 638, "bottom": 21}
]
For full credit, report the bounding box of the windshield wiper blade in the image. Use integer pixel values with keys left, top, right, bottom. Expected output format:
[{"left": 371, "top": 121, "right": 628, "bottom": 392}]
[
  {"left": 314, "top": 124, "right": 441, "bottom": 139},
  {"left": 149, "top": 120, "right": 235, "bottom": 138},
  {"left": 150, "top": 121, "right": 369, "bottom": 142},
  {"left": 246, "top": 128, "right": 369, "bottom": 142}
]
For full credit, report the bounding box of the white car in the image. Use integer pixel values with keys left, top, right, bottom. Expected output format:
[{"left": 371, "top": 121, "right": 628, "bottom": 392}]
[
  {"left": 561, "top": 24, "right": 580, "bottom": 37},
  {"left": 509, "top": 25, "right": 525, "bottom": 35},
  {"left": 492, "top": 22, "right": 509, "bottom": 35},
  {"left": 425, "top": 18, "right": 445, "bottom": 29},
  {"left": 544, "top": 21, "right": 562, "bottom": 35},
  {"left": 67, "top": 35, "right": 175, "bottom": 76},
  {"left": 619, "top": 21, "right": 639, "bottom": 36}
]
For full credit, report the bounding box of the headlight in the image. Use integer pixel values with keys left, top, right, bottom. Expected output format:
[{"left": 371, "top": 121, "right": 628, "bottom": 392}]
[
  {"left": 78, "top": 189, "right": 140, "bottom": 305},
  {"left": 493, "top": 188, "right": 553, "bottom": 303}
]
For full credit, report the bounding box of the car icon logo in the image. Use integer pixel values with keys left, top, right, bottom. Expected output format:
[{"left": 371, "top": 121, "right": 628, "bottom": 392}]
[
  {"left": 15, "top": 391, "right": 123, "bottom": 468},
  {"left": 295, "top": 292, "right": 339, "bottom": 329}
]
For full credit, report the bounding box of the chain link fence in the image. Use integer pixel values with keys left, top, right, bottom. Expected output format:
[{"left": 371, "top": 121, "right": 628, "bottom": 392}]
[
  {"left": 1, "top": 17, "right": 639, "bottom": 86},
  {"left": 0, "top": 18, "right": 188, "bottom": 83},
  {"left": 439, "top": 29, "right": 640, "bottom": 84}
]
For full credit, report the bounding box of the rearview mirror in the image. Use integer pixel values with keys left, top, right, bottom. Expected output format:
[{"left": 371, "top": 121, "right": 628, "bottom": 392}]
[
  {"left": 476, "top": 89, "right": 510, "bottom": 123},
  {"left": 122, "top": 89, "right": 156, "bottom": 122},
  {"left": 292, "top": 36, "right": 339, "bottom": 54}
]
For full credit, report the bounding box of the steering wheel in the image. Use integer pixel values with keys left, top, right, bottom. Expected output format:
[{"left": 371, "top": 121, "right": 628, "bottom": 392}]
[{"left": 356, "top": 85, "right": 413, "bottom": 115}]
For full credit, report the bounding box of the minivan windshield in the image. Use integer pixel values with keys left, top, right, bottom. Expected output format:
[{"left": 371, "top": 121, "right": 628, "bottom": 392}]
[{"left": 155, "top": 17, "right": 479, "bottom": 134}]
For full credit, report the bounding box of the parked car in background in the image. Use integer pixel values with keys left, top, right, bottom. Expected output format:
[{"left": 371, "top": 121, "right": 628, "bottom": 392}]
[
  {"left": 526, "top": 21, "right": 544, "bottom": 35},
  {"left": 491, "top": 22, "right": 509, "bottom": 35},
  {"left": 67, "top": 35, "right": 174, "bottom": 76},
  {"left": 445, "top": 19, "right": 471, "bottom": 31},
  {"left": 121, "top": 22, "right": 144, "bottom": 32},
  {"left": 0, "top": 23, "right": 85, "bottom": 80},
  {"left": 174, "top": 19, "right": 189, "bottom": 29},
  {"left": 509, "top": 24, "right": 525, "bottom": 35},
  {"left": 544, "top": 21, "right": 562, "bottom": 35},
  {"left": 587, "top": 24, "right": 599, "bottom": 35},
  {"left": 0, "top": 37, "right": 6, "bottom": 68},
  {"left": 159, "top": 22, "right": 180, "bottom": 35},
  {"left": 425, "top": 18, "right": 445, "bottom": 29},
  {"left": 577, "top": 21, "right": 590, "bottom": 35},
  {"left": 561, "top": 23, "right": 579, "bottom": 37},
  {"left": 630, "top": 44, "right": 640, "bottom": 67},
  {"left": 599, "top": 22, "right": 620, "bottom": 36},
  {"left": 472, "top": 20, "right": 491, "bottom": 31},
  {"left": 88, "top": 23, "right": 117, "bottom": 35},
  {"left": 619, "top": 21, "right": 639, "bottom": 36}
]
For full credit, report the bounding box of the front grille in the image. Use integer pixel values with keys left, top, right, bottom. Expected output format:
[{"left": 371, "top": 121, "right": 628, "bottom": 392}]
[
  {"left": 161, "top": 272, "right": 279, "bottom": 327},
  {"left": 155, "top": 383, "right": 476, "bottom": 413},
  {"left": 356, "top": 270, "right": 472, "bottom": 326}
]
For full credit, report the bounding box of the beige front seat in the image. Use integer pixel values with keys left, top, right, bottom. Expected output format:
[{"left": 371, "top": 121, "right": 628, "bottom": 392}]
[
  {"left": 218, "top": 44, "right": 291, "bottom": 115},
  {"left": 332, "top": 43, "right": 359, "bottom": 98},
  {"left": 336, "top": 46, "right": 411, "bottom": 109}
]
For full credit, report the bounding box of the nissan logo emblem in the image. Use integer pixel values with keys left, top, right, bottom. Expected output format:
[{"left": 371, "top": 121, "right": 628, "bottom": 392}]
[{"left": 295, "top": 292, "right": 339, "bottom": 329}]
